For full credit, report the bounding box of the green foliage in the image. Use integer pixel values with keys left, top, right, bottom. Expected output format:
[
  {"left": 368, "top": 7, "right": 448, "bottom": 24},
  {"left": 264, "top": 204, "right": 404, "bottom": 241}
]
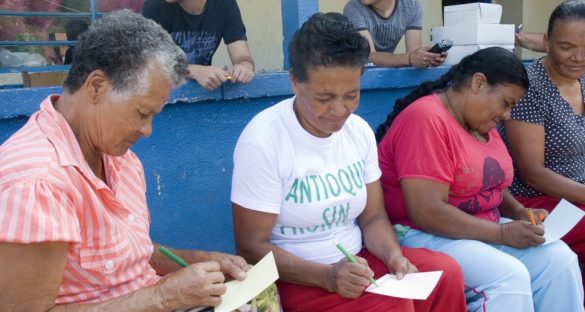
[{"left": 249, "top": 283, "right": 281, "bottom": 312}]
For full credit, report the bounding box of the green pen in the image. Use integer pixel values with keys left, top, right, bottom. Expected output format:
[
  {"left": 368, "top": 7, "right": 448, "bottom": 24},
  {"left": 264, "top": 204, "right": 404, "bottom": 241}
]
[
  {"left": 159, "top": 245, "right": 189, "bottom": 268},
  {"left": 335, "top": 242, "right": 379, "bottom": 287}
]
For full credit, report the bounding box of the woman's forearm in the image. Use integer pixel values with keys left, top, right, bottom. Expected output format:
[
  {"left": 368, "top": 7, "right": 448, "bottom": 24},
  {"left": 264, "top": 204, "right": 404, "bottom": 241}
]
[
  {"left": 520, "top": 166, "right": 585, "bottom": 204},
  {"left": 49, "top": 283, "right": 164, "bottom": 312},
  {"left": 239, "top": 239, "right": 333, "bottom": 291},
  {"left": 499, "top": 189, "right": 527, "bottom": 219},
  {"left": 360, "top": 215, "right": 403, "bottom": 264},
  {"left": 411, "top": 201, "right": 503, "bottom": 244},
  {"left": 150, "top": 243, "right": 220, "bottom": 275}
]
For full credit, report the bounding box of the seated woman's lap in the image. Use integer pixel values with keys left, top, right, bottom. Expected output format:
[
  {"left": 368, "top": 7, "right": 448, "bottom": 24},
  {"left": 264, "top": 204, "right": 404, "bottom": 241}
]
[
  {"left": 401, "top": 229, "right": 532, "bottom": 292},
  {"left": 400, "top": 247, "right": 466, "bottom": 312},
  {"left": 400, "top": 228, "right": 584, "bottom": 312},
  {"left": 276, "top": 247, "right": 463, "bottom": 312},
  {"left": 277, "top": 248, "right": 414, "bottom": 312}
]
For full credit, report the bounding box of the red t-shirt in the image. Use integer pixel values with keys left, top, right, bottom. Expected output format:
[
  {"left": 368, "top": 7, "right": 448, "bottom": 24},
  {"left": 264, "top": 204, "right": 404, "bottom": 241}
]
[{"left": 379, "top": 93, "right": 513, "bottom": 228}]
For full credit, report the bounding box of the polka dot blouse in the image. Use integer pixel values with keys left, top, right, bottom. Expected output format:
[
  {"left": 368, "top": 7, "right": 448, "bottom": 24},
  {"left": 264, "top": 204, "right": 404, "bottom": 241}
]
[{"left": 500, "top": 60, "right": 585, "bottom": 197}]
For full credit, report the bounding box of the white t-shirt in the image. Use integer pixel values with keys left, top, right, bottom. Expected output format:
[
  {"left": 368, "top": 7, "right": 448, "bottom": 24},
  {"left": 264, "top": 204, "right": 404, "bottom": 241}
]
[{"left": 231, "top": 97, "right": 381, "bottom": 264}]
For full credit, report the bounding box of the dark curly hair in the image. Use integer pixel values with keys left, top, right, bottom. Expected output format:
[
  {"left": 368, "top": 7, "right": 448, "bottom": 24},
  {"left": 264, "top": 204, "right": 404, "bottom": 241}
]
[
  {"left": 288, "top": 12, "right": 370, "bottom": 82},
  {"left": 375, "top": 47, "right": 529, "bottom": 142},
  {"left": 63, "top": 10, "right": 188, "bottom": 96}
]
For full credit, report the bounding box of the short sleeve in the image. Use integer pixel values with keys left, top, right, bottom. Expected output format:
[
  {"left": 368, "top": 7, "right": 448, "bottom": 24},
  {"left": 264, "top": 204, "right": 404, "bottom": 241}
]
[
  {"left": 0, "top": 179, "right": 81, "bottom": 243},
  {"left": 361, "top": 121, "right": 382, "bottom": 184},
  {"left": 222, "top": 0, "right": 247, "bottom": 44},
  {"left": 343, "top": 0, "right": 368, "bottom": 31},
  {"left": 406, "top": 0, "right": 423, "bottom": 30},
  {"left": 231, "top": 142, "right": 282, "bottom": 214},
  {"left": 393, "top": 108, "right": 454, "bottom": 184},
  {"left": 510, "top": 85, "right": 546, "bottom": 125},
  {"left": 142, "top": 0, "right": 170, "bottom": 30}
]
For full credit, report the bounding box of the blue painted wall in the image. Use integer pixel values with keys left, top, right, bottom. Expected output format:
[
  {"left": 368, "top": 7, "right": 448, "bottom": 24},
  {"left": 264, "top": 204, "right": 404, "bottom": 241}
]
[
  {"left": 281, "top": 0, "right": 319, "bottom": 70},
  {"left": 0, "top": 66, "right": 449, "bottom": 253}
]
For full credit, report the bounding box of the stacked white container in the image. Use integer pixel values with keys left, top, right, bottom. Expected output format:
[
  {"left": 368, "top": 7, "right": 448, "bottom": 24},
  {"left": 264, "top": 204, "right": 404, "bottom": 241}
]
[{"left": 432, "top": 3, "right": 516, "bottom": 65}]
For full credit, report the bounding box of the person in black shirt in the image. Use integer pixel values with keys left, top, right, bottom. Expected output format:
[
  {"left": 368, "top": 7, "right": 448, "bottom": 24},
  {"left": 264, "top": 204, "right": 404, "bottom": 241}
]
[
  {"left": 143, "top": 0, "right": 255, "bottom": 91},
  {"left": 63, "top": 19, "right": 89, "bottom": 65}
]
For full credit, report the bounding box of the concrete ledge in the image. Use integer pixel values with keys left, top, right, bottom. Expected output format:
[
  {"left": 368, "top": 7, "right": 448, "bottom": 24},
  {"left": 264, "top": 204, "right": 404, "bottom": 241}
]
[{"left": 0, "top": 65, "right": 451, "bottom": 119}]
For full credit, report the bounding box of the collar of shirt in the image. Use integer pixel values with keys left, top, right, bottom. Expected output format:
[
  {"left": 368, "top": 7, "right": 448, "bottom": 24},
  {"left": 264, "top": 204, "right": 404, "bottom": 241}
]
[{"left": 35, "top": 95, "right": 129, "bottom": 192}]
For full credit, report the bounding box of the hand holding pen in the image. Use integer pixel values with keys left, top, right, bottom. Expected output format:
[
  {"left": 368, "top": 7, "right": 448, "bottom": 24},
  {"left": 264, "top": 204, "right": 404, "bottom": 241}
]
[
  {"left": 526, "top": 208, "right": 548, "bottom": 225},
  {"left": 156, "top": 245, "right": 227, "bottom": 310},
  {"left": 499, "top": 209, "right": 547, "bottom": 248},
  {"left": 330, "top": 240, "right": 376, "bottom": 298}
]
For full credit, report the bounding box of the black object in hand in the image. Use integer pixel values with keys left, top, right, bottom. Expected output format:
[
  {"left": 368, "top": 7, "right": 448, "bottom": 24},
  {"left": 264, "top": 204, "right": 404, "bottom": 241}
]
[{"left": 430, "top": 39, "right": 454, "bottom": 53}]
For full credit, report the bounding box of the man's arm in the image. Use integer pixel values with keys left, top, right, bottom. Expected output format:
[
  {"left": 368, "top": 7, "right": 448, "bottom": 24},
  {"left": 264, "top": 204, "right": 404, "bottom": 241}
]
[
  {"left": 404, "top": 28, "right": 422, "bottom": 53},
  {"left": 226, "top": 40, "right": 255, "bottom": 84},
  {"left": 404, "top": 29, "right": 446, "bottom": 67},
  {"left": 516, "top": 32, "right": 546, "bottom": 52},
  {"left": 187, "top": 65, "right": 229, "bottom": 91},
  {"left": 360, "top": 29, "right": 409, "bottom": 67},
  {"left": 186, "top": 39, "right": 254, "bottom": 89},
  {"left": 361, "top": 29, "right": 445, "bottom": 67}
]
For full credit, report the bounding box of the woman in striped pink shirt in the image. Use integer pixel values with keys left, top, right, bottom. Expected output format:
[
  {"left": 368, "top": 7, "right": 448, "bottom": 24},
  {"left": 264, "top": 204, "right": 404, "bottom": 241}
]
[{"left": 0, "top": 10, "right": 249, "bottom": 311}]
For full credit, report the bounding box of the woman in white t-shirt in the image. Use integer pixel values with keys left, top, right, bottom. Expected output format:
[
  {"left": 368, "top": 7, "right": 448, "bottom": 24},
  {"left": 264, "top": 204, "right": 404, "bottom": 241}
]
[{"left": 230, "top": 12, "right": 466, "bottom": 312}]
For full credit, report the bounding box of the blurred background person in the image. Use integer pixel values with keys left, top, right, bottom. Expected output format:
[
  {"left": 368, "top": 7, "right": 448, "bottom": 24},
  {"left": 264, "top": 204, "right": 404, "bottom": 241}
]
[
  {"left": 63, "top": 18, "right": 88, "bottom": 64},
  {"left": 143, "top": 0, "right": 255, "bottom": 91},
  {"left": 343, "top": 0, "right": 446, "bottom": 68}
]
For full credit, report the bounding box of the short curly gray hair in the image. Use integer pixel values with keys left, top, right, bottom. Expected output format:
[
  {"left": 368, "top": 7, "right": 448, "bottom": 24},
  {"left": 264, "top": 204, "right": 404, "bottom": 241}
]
[{"left": 63, "top": 9, "right": 188, "bottom": 97}]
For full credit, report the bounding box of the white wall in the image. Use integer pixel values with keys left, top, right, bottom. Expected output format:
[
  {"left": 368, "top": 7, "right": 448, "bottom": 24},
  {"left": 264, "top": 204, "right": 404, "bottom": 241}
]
[
  {"left": 213, "top": 0, "right": 442, "bottom": 71},
  {"left": 212, "top": 0, "right": 560, "bottom": 71}
]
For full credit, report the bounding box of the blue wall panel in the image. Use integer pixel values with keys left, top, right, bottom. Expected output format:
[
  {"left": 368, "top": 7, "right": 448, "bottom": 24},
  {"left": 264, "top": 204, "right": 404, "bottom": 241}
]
[{"left": 0, "top": 67, "right": 446, "bottom": 253}]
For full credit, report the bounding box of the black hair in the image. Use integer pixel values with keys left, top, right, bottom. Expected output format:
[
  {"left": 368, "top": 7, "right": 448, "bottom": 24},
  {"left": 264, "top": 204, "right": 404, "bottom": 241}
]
[
  {"left": 375, "top": 47, "right": 529, "bottom": 142},
  {"left": 64, "top": 19, "right": 89, "bottom": 41},
  {"left": 288, "top": 12, "right": 370, "bottom": 82},
  {"left": 547, "top": 0, "right": 585, "bottom": 37},
  {"left": 63, "top": 10, "right": 188, "bottom": 95}
]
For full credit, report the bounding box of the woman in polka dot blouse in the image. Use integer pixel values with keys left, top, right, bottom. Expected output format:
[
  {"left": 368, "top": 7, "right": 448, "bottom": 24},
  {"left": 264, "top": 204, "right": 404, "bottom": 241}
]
[{"left": 501, "top": 0, "right": 585, "bottom": 288}]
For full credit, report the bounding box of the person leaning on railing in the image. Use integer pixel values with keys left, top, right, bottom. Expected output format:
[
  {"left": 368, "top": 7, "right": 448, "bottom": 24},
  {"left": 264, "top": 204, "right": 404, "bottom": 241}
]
[
  {"left": 143, "top": 0, "right": 255, "bottom": 91},
  {"left": 343, "top": 0, "right": 446, "bottom": 68}
]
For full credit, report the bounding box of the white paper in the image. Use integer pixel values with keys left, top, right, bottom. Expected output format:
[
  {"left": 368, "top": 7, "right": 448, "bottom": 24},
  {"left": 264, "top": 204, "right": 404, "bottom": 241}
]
[
  {"left": 543, "top": 199, "right": 585, "bottom": 245},
  {"left": 214, "top": 251, "right": 279, "bottom": 312},
  {"left": 365, "top": 271, "right": 443, "bottom": 300}
]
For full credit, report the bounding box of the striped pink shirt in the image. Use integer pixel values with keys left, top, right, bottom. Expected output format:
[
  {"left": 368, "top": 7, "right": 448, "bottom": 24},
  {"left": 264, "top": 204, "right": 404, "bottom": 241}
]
[{"left": 0, "top": 95, "right": 161, "bottom": 304}]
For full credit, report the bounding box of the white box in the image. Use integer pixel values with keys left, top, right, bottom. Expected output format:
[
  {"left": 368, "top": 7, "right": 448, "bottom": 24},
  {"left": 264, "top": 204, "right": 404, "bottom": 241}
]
[
  {"left": 444, "top": 3, "right": 502, "bottom": 26},
  {"left": 432, "top": 24, "right": 515, "bottom": 46},
  {"left": 444, "top": 44, "right": 515, "bottom": 65}
]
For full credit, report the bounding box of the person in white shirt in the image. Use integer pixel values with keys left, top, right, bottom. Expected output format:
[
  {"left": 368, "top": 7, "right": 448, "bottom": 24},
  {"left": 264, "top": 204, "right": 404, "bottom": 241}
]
[{"left": 230, "top": 12, "right": 466, "bottom": 312}]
